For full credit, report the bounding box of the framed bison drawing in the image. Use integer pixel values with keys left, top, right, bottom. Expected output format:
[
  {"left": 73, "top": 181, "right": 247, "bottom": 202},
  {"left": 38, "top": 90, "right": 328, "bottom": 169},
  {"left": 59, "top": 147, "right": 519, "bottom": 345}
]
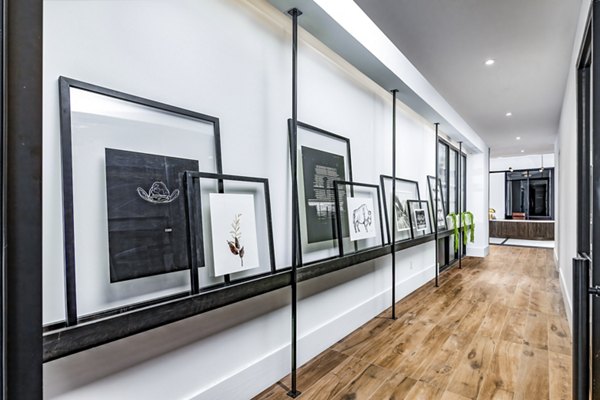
[{"left": 333, "top": 181, "right": 385, "bottom": 256}]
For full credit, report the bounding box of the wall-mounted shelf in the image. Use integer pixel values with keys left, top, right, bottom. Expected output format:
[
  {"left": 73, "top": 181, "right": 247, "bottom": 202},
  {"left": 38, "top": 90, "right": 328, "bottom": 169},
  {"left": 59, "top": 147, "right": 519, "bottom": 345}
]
[{"left": 43, "top": 226, "right": 464, "bottom": 361}]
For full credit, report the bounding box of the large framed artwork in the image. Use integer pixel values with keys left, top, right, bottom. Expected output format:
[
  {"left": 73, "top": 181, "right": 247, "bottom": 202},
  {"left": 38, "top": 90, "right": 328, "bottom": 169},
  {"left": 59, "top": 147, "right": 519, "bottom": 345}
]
[
  {"left": 407, "top": 200, "right": 433, "bottom": 238},
  {"left": 183, "top": 172, "right": 276, "bottom": 292},
  {"left": 288, "top": 120, "right": 353, "bottom": 264},
  {"left": 57, "top": 76, "right": 222, "bottom": 326},
  {"left": 333, "top": 181, "right": 385, "bottom": 256},
  {"left": 379, "top": 175, "right": 421, "bottom": 243},
  {"left": 427, "top": 175, "right": 448, "bottom": 231}
]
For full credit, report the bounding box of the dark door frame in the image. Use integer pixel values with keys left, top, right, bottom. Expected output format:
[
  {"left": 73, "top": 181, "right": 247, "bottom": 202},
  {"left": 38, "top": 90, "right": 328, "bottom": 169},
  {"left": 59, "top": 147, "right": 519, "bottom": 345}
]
[{"left": 3, "top": 0, "right": 44, "bottom": 398}]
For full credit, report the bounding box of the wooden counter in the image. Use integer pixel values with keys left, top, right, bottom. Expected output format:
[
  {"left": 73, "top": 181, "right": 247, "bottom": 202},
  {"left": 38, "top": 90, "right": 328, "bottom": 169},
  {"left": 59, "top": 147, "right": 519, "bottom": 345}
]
[{"left": 489, "top": 220, "right": 554, "bottom": 240}]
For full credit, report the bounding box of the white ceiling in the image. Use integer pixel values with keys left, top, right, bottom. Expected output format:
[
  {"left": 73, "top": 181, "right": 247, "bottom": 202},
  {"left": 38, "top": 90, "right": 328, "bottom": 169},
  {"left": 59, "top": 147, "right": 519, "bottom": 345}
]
[{"left": 354, "top": 0, "right": 582, "bottom": 157}]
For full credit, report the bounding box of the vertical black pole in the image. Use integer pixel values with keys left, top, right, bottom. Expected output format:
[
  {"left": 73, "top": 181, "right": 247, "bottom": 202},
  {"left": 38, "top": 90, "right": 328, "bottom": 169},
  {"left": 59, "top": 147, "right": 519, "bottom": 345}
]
[
  {"left": 288, "top": 7, "right": 302, "bottom": 399},
  {"left": 592, "top": 3, "right": 600, "bottom": 396},
  {"left": 573, "top": 257, "right": 591, "bottom": 400},
  {"left": 458, "top": 141, "right": 462, "bottom": 269},
  {"left": 4, "top": 0, "right": 43, "bottom": 397},
  {"left": 434, "top": 123, "right": 440, "bottom": 287},
  {"left": 391, "top": 90, "right": 398, "bottom": 320}
]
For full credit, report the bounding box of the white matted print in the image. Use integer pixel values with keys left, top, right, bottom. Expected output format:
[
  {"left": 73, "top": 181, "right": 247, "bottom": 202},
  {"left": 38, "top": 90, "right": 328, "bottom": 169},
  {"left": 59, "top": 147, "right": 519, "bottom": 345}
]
[
  {"left": 414, "top": 208, "right": 427, "bottom": 231},
  {"left": 346, "top": 196, "right": 376, "bottom": 241},
  {"left": 209, "top": 193, "right": 260, "bottom": 276}
]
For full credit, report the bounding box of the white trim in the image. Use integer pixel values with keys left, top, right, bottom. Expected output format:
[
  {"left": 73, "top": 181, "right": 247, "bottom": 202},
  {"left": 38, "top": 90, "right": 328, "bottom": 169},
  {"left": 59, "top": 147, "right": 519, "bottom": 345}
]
[
  {"left": 557, "top": 253, "right": 573, "bottom": 332},
  {"left": 190, "top": 264, "right": 436, "bottom": 400},
  {"left": 466, "top": 245, "right": 489, "bottom": 258}
]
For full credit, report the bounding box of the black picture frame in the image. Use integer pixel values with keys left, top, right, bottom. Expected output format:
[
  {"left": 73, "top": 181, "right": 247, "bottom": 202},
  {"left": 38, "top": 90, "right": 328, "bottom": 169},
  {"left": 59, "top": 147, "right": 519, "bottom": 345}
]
[
  {"left": 407, "top": 200, "right": 433, "bottom": 238},
  {"left": 333, "top": 181, "right": 385, "bottom": 256},
  {"left": 379, "top": 174, "right": 421, "bottom": 244},
  {"left": 427, "top": 175, "right": 448, "bottom": 231},
  {"left": 183, "top": 171, "right": 276, "bottom": 294},
  {"left": 58, "top": 76, "right": 223, "bottom": 327},
  {"left": 288, "top": 119, "right": 353, "bottom": 264}
]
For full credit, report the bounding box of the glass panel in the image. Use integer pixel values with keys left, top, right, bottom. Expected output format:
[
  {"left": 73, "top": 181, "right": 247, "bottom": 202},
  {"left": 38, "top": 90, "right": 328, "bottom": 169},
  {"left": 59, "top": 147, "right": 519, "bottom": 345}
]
[
  {"left": 449, "top": 149, "right": 457, "bottom": 214},
  {"left": 438, "top": 143, "right": 449, "bottom": 213}
]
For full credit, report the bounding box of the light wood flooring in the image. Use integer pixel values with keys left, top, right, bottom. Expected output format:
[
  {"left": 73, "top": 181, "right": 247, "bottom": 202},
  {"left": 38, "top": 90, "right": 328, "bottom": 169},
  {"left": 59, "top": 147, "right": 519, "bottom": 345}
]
[{"left": 254, "top": 245, "right": 572, "bottom": 400}]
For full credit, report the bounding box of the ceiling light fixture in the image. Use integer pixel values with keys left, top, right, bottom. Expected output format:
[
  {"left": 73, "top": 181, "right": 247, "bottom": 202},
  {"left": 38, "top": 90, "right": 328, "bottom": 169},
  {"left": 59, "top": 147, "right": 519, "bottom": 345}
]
[
  {"left": 485, "top": 59, "right": 495, "bottom": 66},
  {"left": 506, "top": 112, "right": 512, "bottom": 117},
  {"left": 516, "top": 136, "right": 521, "bottom": 140},
  {"left": 521, "top": 150, "right": 525, "bottom": 153}
]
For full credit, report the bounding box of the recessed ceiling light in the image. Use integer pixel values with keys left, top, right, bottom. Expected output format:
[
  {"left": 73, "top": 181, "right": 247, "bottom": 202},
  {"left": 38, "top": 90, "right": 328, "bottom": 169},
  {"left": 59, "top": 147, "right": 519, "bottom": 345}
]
[
  {"left": 485, "top": 59, "right": 495, "bottom": 66},
  {"left": 506, "top": 112, "right": 512, "bottom": 117},
  {"left": 521, "top": 150, "right": 525, "bottom": 153},
  {"left": 516, "top": 136, "right": 520, "bottom": 140}
]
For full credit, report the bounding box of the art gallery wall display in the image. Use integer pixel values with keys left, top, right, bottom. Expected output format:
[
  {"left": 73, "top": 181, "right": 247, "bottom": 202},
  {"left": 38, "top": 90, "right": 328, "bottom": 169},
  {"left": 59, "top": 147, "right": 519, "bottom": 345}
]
[
  {"left": 184, "top": 171, "right": 276, "bottom": 292},
  {"left": 380, "top": 175, "right": 421, "bottom": 243},
  {"left": 58, "top": 76, "right": 222, "bottom": 325},
  {"left": 407, "top": 200, "right": 433, "bottom": 238},
  {"left": 289, "top": 120, "right": 353, "bottom": 263},
  {"left": 333, "top": 181, "right": 385, "bottom": 256},
  {"left": 427, "top": 175, "right": 448, "bottom": 231}
]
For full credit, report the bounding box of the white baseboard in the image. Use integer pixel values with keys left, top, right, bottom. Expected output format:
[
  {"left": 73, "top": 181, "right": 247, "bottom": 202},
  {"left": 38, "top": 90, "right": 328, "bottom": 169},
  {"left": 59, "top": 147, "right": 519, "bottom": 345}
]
[
  {"left": 557, "top": 252, "right": 573, "bottom": 332},
  {"left": 466, "top": 244, "right": 489, "bottom": 258},
  {"left": 190, "top": 264, "right": 435, "bottom": 400}
]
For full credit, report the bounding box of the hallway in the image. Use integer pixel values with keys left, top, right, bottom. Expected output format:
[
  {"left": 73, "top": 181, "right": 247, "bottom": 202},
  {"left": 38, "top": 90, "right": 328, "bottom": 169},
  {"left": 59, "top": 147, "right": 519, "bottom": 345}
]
[{"left": 255, "top": 245, "right": 572, "bottom": 400}]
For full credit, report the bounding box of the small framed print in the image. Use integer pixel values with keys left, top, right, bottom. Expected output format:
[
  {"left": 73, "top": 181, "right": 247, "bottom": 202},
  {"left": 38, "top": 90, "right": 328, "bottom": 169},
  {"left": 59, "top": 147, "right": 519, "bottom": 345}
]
[
  {"left": 333, "top": 181, "right": 385, "bottom": 256},
  {"left": 380, "top": 175, "right": 421, "bottom": 243},
  {"left": 427, "top": 175, "right": 448, "bottom": 231},
  {"left": 407, "top": 200, "right": 433, "bottom": 238},
  {"left": 184, "top": 171, "right": 276, "bottom": 293}
]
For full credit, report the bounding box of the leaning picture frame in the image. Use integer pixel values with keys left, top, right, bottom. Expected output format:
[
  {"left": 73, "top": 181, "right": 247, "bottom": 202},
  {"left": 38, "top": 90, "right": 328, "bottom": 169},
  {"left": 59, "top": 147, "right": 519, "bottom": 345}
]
[
  {"left": 379, "top": 175, "right": 421, "bottom": 244},
  {"left": 427, "top": 175, "right": 448, "bottom": 231},
  {"left": 183, "top": 171, "right": 276, "bottom": 293},
  {"left": 288, "top": 120, "right": 354, "bottom": 264},
  {"left": 407, "top": 200, "right": 434, "bottom": 238},
  {"left": 57, "top": 76, "right": 223, "bottom": 327},
  {"left": 333, "top": 181, "right": 385, "bottom": 256}
]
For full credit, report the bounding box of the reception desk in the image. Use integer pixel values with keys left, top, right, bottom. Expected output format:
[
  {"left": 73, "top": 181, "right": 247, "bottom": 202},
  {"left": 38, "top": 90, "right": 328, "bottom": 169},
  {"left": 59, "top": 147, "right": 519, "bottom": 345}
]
[{"left": 489, "top": 220, "right": 554, "bottom": 240}]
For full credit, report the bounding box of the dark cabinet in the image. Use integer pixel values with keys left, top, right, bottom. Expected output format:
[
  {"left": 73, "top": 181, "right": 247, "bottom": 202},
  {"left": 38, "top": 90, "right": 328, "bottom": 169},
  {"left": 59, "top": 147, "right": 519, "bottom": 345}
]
[{"left": 489, "top": 220, "right": 554, "bottom": 240}]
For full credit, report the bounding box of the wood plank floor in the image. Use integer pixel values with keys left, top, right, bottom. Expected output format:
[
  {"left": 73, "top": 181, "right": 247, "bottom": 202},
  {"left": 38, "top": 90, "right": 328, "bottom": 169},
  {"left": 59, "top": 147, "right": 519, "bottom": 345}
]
[{"left": 254, "top": 245, "right": 572, "bottom": 400}]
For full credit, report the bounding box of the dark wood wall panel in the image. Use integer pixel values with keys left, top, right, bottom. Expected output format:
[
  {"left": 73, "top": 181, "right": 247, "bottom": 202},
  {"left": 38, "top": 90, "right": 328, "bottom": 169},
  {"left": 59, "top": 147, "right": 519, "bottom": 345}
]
[{"left": 489, "top": 221, "right": 554, "bottom": 240}]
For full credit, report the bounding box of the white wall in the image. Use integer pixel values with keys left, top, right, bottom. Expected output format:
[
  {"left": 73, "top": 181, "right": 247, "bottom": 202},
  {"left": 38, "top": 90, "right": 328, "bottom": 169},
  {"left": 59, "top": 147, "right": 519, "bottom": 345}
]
[
  {"left": 466, "top": 152, "right": 490, "bottom": 257},
  {"left": 489, "top": 172, "right": 505, "bottom": 221},
  {"left": 555, "top": 0, "right": 591, "bottom": 328},
  {"left": 490, "top": 153, "right": 554, "bottom": 172},
  {"left": 42, "top": 0, "right": 484, "bottom": 398}
]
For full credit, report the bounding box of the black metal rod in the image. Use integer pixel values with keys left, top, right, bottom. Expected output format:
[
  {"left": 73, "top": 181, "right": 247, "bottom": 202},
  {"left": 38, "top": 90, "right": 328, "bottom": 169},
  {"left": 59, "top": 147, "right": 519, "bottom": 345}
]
[
  {"left": 434, "top": 123, "right": 440, "bottom": 287},
  {"left": 573, "top": 256, "right": 590, "bottom": 400},
  {"left": 391, "top": 89, "right": 398, "bottom": 319},
  {"left": 5, "top": 0, "right": 43, "bottom": 395},
  {"left": 458, "top": 141, "right": 462, "bottom": 269},
  {"left": 288, "top": 7, "right": 302, "bottom": 398},
  {"left": 591, "top": 2, "right": 600, "bottom": 396}
]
